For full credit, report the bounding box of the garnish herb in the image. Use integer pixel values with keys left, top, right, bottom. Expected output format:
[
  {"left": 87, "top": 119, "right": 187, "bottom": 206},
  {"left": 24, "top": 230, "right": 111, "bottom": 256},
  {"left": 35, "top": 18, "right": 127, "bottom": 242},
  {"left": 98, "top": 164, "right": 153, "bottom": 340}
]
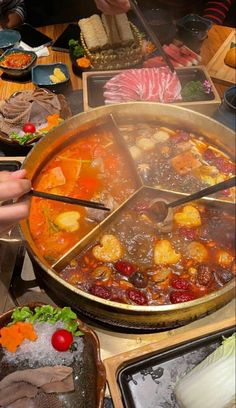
[
  {"left": 9, "top": 131, "right": 39, "bottom": 145},
  {"left": 69, "top": 39, "right": 85, "bottom": 59},
  {"left": 10, "top": 305, "right": 83, "bottom": 337},
  {"left": 181, "top": 80, "right": 212, "bottom": 101}
]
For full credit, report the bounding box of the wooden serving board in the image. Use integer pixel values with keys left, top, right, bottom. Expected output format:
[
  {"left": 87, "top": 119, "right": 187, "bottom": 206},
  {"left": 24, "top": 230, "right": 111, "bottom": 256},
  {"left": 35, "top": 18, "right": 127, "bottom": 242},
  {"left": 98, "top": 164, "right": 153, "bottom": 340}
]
[
  {"left": 206, "top": 30, "right": 236, "bottom": 86},
  {"left": 104, "top": 314, "right": 236, "bottom": 408}
]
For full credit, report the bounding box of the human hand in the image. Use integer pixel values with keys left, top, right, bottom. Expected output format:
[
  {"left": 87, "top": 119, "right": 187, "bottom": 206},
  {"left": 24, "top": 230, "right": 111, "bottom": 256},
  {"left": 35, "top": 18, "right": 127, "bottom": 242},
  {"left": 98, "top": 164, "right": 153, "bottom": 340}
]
[
  {"left": 0, "top": 169, "right": 31, "bottom": 234},
  {"left": 94, "top": 0, "right": 130, "bottom": 15}
]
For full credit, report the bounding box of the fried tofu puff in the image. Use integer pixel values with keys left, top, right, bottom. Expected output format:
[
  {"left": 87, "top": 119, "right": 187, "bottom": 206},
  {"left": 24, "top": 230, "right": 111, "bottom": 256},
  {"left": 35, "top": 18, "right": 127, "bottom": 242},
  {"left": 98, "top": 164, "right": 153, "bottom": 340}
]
[
  {"left": 186, "top": 241, "right": 208, "bottom": 263},
  {"left": 174, "top": 205, "right": 201, "bottom": 228},
  {"left": 92, "top": 234, "right": 123, "bottom": 262},
  {"left": 215, "top": 250, "right": 234, "bottom": 268},
  {"left": 54, "top": 211, "right": 80, "bottom": 232},
  {"left": 129, "top": 145, "right": 142, "bottom": 160},
  {"left": 154, "top": 239, "right": 181, "bottom": 265},
  {"left": 136, "top": 138, "right": 156, "bottom": 151}
]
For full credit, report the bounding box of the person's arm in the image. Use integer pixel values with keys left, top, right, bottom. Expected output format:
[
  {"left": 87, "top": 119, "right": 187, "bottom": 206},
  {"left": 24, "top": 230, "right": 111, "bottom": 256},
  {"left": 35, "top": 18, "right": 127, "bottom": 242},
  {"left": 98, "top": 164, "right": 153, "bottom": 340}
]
[
  {"left": 0, "top": 0, "right": 25, "bottom": 28},
  {"left": 94, "top": 0, "right": 130, "bottom": 15},
  {"left": 203, "top": 0, "right": 233, "bottom": 24},
  {"left": 0, "top": 169, "right": 31, "bottom": 235}
]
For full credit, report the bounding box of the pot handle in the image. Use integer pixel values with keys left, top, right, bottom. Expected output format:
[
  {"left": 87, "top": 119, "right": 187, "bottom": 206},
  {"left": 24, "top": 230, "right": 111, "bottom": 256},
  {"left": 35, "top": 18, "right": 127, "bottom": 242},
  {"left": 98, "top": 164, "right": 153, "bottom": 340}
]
[{"left": 0, "top": 226, "right": 23, "bottom": 244}]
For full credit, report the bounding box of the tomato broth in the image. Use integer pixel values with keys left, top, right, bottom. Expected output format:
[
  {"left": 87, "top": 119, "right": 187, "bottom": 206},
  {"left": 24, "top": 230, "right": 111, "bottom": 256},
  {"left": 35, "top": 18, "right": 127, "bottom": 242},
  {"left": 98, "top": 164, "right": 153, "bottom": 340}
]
[{"left": 29, "top": 127, "right": 137, "bottom": 263}]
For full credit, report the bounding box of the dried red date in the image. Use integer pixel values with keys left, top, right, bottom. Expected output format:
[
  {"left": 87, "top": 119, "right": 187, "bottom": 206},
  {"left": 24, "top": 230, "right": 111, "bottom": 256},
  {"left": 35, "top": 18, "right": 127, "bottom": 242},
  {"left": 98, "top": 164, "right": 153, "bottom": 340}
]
[
  {"left": 114, "top": 260, "right": 136, "bottom": 277},
  {"left": 214, "top": 157, "right": 235, "bottom": 174},
  {"left": 171, "top": 276, "right": 190, "bottom": 290},
  {"left": 214, "top": 267, "right": 233, "bottom": 285},
  {"left": 130, "top": 271, "right": 148, "bottom": 288},
  {"left": 197, "top": 264, "right": 212, "bottom": 286},
  {"left": 173, "top": 131, "right": 190, "bottom": 143},
  {"left": 203, "top": 148, "right": 217, "bottom": 162},
  {"left": 128, "top": 289, "right": 148, "bottom": 305},
  {"left": 203, "top": 150, "right": 235, "bottom": 174},
  {"left": 178, "top": 227, "right": 197, "bottom": 240},
  {"left": 90, "top": 285, "right": 111, "bottom": 299},
  {"left": 170, "top": 291, "right": 196, "bottom": 304}
]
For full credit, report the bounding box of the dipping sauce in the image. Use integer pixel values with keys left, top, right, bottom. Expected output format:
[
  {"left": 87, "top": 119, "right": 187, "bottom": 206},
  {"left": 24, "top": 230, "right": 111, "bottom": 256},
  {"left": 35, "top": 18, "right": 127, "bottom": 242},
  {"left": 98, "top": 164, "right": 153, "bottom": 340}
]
[{"left": 1, "top": 52, "right": 33, "bottom": 68}]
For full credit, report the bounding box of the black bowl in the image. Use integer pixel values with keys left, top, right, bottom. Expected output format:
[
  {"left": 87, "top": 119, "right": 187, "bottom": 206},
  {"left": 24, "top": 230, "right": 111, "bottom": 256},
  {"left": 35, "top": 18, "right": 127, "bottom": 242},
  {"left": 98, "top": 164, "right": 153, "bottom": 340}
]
[
  {"left": 177, "top": 14, "right": 212, "bottom": 52},
  {"left": 0, "top": 48, "right": 37, "bottom": 77}
]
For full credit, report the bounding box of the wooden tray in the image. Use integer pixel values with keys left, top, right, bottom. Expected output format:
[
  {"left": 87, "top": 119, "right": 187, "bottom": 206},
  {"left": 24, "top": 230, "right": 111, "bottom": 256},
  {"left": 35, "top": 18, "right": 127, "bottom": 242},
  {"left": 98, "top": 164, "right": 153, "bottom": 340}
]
[
  {"left": 206, "top": 30, "right": 236, "bottom": 86},
  {"left": 104, "top": 316, "right": 236, "bottom": 408},
  {"left": 82, "top": 66, "right": 221, "bottom": 115}
]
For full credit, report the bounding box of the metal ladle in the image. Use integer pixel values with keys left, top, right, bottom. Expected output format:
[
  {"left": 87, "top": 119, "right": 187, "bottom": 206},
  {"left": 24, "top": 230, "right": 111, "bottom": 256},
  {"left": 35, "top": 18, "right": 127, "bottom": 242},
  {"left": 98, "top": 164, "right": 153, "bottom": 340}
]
[{"left": 148, "top": 176, "right": 236, "bottom": 223}]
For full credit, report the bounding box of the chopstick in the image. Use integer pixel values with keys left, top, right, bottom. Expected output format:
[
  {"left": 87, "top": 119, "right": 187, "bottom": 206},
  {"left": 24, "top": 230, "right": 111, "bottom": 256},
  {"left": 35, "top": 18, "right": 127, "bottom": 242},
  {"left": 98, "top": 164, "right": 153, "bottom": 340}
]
[
  {"left": 130, "top": 0, "right": 175, "bottom": 72},
  {"left": 29, "top": 189, "right": 110, "bottom": 211},
  {"left": 168, "top": 176, "right": 236, "bottom": 208}
]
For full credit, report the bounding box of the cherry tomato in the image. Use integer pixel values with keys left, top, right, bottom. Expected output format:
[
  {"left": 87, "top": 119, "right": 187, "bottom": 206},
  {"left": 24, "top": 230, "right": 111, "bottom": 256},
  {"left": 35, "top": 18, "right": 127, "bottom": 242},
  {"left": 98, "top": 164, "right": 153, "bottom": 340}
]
[
  {"left": 51, "top": 329, "right": 73, "bottom": 352},
  {"left": 22, "top": 123, "right": 36, "bottom": 133}
]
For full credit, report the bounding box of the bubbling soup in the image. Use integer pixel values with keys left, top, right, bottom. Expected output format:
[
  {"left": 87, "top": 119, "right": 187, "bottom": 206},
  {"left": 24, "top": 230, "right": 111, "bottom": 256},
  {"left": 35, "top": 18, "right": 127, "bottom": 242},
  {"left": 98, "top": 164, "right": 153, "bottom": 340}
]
[
  {"left": 61, "top": 190, "right": 235, "bottom": 306},
  {"left": 29, "top": 126, "right": 137, "bottom": 263}
]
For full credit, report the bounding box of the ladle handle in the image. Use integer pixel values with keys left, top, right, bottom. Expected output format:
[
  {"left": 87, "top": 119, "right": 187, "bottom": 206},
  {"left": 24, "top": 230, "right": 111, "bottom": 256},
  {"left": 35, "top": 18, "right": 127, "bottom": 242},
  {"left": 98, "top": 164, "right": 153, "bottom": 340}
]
[{"left": 168, "top": 176, "right": 236, "bottom": 208}]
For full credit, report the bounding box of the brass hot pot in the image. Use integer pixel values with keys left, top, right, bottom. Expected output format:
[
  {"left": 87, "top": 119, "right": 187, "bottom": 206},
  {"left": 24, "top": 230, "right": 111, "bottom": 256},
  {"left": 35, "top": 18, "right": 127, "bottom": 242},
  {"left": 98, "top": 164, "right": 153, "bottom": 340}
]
[{"left": 20, "top": 103, "right": 235, "bottom": 331}]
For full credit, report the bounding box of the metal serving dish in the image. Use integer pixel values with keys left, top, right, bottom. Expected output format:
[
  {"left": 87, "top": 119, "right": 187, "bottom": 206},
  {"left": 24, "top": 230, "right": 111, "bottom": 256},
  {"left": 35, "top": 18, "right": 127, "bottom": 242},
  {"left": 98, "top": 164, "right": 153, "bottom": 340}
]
[{"left": 19, "top": 103, "right": 235, "bottom": 331}]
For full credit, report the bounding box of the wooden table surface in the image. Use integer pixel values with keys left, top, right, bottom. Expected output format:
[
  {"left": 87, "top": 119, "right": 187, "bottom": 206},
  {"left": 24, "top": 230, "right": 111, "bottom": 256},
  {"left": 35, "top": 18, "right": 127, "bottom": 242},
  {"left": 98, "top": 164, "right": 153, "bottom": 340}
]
[{"left": 0, "top": 24, "right": 233, "bottom": 101}]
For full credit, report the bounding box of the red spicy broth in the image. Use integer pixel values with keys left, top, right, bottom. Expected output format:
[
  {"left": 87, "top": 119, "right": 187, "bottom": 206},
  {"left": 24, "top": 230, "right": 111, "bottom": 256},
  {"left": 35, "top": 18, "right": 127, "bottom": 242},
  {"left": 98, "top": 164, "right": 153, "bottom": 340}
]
[
  {"left": 61, "top": 191, "right": 235, "bottom": 306},
  {"left": 29, "top": 128, "right": 137, "bottom": 263}
]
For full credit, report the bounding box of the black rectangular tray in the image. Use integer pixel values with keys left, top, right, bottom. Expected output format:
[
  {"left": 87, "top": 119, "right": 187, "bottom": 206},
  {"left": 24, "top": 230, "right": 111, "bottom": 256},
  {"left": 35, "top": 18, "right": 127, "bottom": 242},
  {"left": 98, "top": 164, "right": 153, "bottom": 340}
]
[
  {"left": 117, "top": 327, "right": 235, "bottom": 408},
  {"left": 86, "top": 67, "right": 215, "bottom": 109}
]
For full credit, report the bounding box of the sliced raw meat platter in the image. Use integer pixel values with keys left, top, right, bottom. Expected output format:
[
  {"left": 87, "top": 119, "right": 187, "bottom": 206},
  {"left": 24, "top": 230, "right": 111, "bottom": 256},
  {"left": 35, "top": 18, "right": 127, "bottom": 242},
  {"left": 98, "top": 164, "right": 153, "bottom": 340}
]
[
  {"left": 168, "top": 43, "right": 199, "bottom": 65},
  {"left": 143, "top": 42, "right": 201, "bottom": 68},
  {"left": 163, "top": 45, "right": 193, "bottom": 66},
  {"left": 179, "top": 45, "right": 202, "bottom": 62},
  {"left": 103, "top": 67, "right": 182, "bottom": 104},
  {"left": 144, "top": 55, "right": 183, "bottom": 68}
]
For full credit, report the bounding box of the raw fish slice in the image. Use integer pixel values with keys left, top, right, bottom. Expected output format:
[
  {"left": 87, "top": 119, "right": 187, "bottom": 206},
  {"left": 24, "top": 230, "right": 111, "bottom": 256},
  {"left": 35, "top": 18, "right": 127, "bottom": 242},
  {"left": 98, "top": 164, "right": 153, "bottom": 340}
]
[
  {"left": 0, "top": 382, "right": 37, "bottom": 406},
  {"left": 34, "top": 392, "right": 65, "bottom": 408},
  {"left": 0, "top": 366, "right": 73, "bottom": 390},
  {"left": 6, "top": 392, "right": 65, "bottom": 408},
  {"left": 41, "top": 374, "right": 74, "bottom": 393}
]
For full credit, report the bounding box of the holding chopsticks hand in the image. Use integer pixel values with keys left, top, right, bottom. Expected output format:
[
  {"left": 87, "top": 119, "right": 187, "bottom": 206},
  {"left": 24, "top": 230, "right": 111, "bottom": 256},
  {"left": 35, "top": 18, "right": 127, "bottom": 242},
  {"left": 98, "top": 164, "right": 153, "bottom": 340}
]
[
  {"left": 0, "top": 170, "right": 31, "bottom": 234},
  {"left": 94, "top": 0, "right": 130, "bottom": 14}
]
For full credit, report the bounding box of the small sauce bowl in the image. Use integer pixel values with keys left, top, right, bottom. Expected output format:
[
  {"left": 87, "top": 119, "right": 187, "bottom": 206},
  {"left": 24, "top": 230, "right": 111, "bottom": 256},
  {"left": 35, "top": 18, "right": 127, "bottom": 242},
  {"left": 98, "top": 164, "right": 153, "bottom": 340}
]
[{"left": 177, "top": 14, "right": 212, "bottom": 52}]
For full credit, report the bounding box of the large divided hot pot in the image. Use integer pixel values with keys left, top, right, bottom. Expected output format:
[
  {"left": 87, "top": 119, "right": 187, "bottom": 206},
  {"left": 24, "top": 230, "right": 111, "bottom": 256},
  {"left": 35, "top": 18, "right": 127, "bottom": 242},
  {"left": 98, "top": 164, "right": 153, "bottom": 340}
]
[{"left": 20, "top": 103, "right": 235, "bottom": 331}]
